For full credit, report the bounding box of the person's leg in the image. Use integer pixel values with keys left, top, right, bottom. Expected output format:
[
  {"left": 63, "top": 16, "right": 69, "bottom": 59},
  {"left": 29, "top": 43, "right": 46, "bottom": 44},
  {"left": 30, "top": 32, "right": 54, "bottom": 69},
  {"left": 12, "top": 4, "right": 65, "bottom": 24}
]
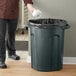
[
  {"left": 0, "top": 19, "right": 7, "bottom": 68},
  {"left": 6, "top": 19, "right": 20, "bottom": 60}
]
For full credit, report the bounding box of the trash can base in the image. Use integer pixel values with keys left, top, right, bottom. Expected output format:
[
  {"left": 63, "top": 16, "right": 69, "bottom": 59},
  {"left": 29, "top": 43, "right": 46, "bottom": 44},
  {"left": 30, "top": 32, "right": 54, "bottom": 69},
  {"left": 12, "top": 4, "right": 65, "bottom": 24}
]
[{"left": 32, "top": 66, "right": 63, "bottom": 72}]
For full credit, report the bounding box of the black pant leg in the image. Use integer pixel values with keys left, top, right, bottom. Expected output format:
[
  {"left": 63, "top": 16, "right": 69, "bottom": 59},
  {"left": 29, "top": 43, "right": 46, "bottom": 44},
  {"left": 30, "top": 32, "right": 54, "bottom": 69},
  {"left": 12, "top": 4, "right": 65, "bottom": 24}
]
[
  {"left": 7, "top": 19, "right": 18, "bottom": 55},
  {"left": 0, "top": 19, "right": 7, "bottom": 62}
]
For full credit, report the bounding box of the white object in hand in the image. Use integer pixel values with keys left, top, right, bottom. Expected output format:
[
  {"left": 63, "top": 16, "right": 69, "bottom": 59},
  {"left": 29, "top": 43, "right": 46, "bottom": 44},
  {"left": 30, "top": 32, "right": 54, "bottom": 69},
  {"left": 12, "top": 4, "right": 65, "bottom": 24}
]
[{"left": 32, "top": 9, "right": 42, "bottom": 17}]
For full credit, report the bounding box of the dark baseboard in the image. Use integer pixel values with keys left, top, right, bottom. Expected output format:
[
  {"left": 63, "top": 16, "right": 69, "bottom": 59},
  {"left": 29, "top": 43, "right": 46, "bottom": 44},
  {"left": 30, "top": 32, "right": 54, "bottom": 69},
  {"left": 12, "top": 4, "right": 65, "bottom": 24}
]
[{"left": 15, "top": 41, "right": 28, "bottom": 51}]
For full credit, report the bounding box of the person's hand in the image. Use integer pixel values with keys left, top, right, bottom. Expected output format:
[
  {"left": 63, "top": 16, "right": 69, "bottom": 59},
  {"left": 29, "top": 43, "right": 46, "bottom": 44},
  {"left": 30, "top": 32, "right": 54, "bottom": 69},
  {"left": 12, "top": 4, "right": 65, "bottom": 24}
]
[
  {"left": 27, "top": 4, "right": 35, "bottom": 14},
  {"left": 27, "top": 4, "right": 42, "bottom": 17}
]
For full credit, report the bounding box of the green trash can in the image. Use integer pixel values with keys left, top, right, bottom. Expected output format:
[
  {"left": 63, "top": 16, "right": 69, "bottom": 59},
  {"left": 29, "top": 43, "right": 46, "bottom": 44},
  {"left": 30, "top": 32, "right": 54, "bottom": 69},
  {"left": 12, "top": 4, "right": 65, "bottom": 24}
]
[{"left": 28, "top": 18, "right": 70, "bottom": 71}]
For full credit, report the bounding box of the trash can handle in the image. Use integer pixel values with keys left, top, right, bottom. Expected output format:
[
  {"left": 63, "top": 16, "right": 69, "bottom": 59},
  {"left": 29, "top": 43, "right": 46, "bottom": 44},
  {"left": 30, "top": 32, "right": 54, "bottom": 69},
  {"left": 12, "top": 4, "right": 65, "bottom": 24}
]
[
  {"left": 53, "top": 34, "right": 60, "bottom": 37},
  {"left": 65, "top": 24, "right": 70, "bottom": 29}
]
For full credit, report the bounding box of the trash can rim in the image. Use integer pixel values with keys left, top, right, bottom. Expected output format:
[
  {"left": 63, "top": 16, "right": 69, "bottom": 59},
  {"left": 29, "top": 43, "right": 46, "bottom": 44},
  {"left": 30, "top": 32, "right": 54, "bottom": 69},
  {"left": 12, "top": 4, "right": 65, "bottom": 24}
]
[{"left": 28, "top": 18, "right": 70, "bottom": 29}]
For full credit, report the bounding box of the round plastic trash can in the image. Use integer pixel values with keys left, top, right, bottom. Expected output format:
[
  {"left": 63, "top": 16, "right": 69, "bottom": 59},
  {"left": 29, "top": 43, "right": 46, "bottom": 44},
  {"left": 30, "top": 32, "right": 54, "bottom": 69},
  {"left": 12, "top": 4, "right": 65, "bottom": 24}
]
[{"left": 28, "top": 18, "right": 70, "bottom": 71}]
